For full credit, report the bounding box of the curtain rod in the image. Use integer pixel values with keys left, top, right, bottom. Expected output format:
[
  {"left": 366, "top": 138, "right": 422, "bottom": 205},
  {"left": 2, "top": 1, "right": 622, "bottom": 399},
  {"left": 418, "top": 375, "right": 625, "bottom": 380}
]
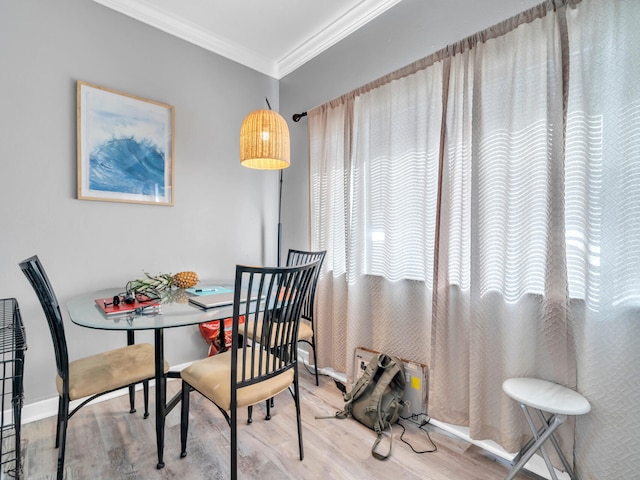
[{"left": 307, "top": 0, "right": 579, "bottom": 116}]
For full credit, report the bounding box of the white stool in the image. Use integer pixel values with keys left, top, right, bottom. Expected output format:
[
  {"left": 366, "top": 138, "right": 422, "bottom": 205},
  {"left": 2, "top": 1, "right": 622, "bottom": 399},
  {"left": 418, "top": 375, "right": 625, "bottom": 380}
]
[{"left": 502, "top": 377, "right": 590, "bottom": 480}]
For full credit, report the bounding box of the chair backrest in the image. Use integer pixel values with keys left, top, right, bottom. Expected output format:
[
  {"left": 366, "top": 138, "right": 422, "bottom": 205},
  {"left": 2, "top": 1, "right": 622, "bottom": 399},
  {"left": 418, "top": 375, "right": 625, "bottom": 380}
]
[
  {"left": 231, "top": 260, "right": 321, "bottom": 390},
  {"left": 286, "top": 249, "right": 326, "bottom": 322},
  {"left": 19, "top": 255, "right": 69, "bottom": 382}
]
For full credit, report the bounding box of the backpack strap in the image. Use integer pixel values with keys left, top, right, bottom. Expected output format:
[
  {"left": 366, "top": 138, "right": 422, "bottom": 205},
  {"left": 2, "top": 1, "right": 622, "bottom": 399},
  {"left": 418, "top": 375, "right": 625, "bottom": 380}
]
[
  {"left": 371, "top": 428, "right": 394, "bottom": 461},
  {"left": 365, "top": 355, "right": 404, "bottom": 460},
  {"left": 364, "top": 355, "right": 404, "bottom": 432}
]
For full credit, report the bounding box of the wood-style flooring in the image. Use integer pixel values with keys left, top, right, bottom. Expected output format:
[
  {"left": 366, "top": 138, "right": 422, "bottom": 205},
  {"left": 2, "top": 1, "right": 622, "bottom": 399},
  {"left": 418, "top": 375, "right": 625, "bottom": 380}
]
[{"left": 18, "top": 369, "right": 542, "bottom": 479}]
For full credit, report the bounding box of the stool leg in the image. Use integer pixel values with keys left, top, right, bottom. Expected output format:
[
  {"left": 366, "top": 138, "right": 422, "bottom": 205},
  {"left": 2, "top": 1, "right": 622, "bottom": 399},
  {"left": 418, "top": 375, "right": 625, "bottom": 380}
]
[
  {"left": 522, "top": 406, "right": 558, "bottom": 480},
  {"left": 535, "top": 409, "right": 578, "bottom": 480},
  {"left": 505, "top": 411, "right": 567, "bottom": 480},
  {"left": 511, "top": 421, "right": 546, "bottom": 465}
]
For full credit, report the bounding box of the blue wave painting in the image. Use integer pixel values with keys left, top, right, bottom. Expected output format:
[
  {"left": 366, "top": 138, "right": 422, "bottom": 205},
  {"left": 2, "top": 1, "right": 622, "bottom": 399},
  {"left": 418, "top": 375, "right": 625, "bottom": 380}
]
[{"left": 89, "top": 137, "right": 165, "bottom": 196}]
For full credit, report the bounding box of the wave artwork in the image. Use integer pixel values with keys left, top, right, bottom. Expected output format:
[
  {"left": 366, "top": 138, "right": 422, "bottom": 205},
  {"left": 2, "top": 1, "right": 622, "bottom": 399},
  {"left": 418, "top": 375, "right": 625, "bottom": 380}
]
[{"left": 89, "top": 137, "right": 165, "bottom": 196}]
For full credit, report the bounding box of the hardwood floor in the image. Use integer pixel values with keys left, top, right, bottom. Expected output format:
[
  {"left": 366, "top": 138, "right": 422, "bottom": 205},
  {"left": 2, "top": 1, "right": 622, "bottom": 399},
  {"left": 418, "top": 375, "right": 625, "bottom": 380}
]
[{"left": 19, "top": 370, "right": 542, "bottom": 479}]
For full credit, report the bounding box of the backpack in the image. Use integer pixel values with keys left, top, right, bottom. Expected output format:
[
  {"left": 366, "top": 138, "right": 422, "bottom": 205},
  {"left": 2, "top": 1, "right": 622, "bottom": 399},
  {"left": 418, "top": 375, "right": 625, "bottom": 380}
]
[{"left": 334, "top": 353, "right": 406, "bottom": 460}]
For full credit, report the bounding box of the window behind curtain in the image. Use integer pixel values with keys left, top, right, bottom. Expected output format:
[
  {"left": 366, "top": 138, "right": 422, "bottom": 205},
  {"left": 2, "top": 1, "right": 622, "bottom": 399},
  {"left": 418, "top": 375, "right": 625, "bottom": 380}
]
[{"left": 350, "top": 66, "right": 443, "bottom": 283}]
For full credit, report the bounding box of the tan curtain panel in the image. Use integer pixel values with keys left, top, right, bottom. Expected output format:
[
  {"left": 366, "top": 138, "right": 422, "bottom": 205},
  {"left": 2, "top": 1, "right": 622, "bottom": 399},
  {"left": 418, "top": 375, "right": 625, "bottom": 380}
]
[{"left": 308, "top": 1, "right": 640, "bottom": 478}]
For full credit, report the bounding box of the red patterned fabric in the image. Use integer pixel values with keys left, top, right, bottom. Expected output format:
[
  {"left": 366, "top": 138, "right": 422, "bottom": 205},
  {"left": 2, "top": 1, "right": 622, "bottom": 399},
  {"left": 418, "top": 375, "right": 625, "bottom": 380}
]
[{"left": 198, "top": 316, "right": 245, "bottom": 356}]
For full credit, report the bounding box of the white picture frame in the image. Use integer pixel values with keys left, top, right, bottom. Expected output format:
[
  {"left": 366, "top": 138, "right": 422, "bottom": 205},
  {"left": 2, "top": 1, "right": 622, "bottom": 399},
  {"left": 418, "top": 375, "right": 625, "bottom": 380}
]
[{"left": 77, "top": 81, "right": 175, "bottom": 205}]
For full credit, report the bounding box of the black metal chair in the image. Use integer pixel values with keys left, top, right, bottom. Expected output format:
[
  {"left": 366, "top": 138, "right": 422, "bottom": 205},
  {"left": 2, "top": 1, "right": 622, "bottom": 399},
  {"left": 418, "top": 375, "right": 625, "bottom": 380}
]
[
  {"left": 179, "top": 260, "right": 321, "bottom": 480},
  {"left": 19, "top": 255, "right": 167, "bottom": 480},
  {"left": 245, "top": 249, "right": 327, "bottom": 423},
  {"left": 286, "top": 249, "right": 326, "bottom": 386}
]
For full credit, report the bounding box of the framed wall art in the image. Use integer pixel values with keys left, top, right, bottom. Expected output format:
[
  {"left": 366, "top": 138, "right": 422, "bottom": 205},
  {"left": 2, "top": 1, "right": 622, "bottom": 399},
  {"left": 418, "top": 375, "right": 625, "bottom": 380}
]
[{"left": 77, "top": 81, "right": 175, "bottom": 205}]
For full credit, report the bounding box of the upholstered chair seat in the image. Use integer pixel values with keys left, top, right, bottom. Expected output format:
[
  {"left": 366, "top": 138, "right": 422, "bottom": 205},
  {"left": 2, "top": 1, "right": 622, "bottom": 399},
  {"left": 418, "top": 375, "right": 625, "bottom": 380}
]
[
  {"left": 181, "top": 347, "right": 294, "bottom": 409},
  {"left": 57, "top": 343, "right": 167, "bottom": 400}
]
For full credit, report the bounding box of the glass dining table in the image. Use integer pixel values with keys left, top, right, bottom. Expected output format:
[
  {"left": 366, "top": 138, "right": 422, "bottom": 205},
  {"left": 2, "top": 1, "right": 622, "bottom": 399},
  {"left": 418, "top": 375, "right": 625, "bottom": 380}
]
[{"left": 66, "top": 284, "right": 235, "bottom": 469}]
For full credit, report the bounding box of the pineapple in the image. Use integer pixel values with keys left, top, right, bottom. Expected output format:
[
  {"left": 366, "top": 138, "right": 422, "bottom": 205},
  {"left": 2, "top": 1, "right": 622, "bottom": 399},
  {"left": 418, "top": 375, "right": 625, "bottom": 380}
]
[
  {"left": 173, "top": 271, "right": 199, "bottom": 289},
  {"left": 128, "top": 271, "right": 199, "bottom": 292}
]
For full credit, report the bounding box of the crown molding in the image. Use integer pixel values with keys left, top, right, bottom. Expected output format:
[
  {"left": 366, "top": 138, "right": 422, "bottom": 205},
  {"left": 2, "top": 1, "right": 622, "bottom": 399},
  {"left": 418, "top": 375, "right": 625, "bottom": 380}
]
[
  {"left": 93, "top": 0, "right": 278, "bottom": 77},
  {"left": 276, "top": 0, "right": 403, "bottom": 78},
  {"left": 93, "top": 0, "right": 402, "bottom": 79}
]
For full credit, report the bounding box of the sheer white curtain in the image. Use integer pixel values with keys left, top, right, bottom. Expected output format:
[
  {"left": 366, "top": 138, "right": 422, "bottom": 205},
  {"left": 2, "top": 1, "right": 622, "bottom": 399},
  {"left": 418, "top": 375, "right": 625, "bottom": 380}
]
[
  {"left": 565, "top": 1, "right": 640, "bottom": 478},
  {"left": 309, "top": 65, "right": 443, "bottom": 377}
]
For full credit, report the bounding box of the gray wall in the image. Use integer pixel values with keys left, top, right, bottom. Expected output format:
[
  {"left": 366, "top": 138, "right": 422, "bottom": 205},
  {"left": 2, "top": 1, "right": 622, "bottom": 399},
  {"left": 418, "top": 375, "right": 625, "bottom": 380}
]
[
  {"left": 0, "top": 0, "right": 281, "bottom": 403},
  {"left": 1, "top": 0, "right": 540, "bottom": 409},
  {"left": 280, "top": 0, "right": 540, "bottom": 251}
]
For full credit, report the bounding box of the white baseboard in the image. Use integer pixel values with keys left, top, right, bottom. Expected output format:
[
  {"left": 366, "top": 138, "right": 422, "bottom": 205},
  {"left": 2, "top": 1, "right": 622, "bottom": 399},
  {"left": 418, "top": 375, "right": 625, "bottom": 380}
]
[
  {"left": 297, "top": 347, "right": 347, "bottom": 383},
  {"left": 429, "top": 419, "right": 570, "bottom": 480}
]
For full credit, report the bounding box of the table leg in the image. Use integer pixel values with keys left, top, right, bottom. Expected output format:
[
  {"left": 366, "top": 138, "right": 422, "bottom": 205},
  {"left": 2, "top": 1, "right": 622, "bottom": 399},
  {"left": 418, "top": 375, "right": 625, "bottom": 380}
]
[
  {"left": 154, "top": 329, "right": 166, "bottom": 469},
  {"left": 218, "top": 318, "right": 226, "bottom": 353},
  {"left": 127, "top": 331, "right": 136, "bottom": 414}
]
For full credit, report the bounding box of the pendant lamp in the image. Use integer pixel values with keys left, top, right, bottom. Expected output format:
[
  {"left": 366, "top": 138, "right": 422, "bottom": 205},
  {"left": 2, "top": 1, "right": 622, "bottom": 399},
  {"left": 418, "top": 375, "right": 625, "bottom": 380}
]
[
  {"left": 240, "top": 109, "right": 290, "bottom": 170},
  {"left": 240, "top": 107, "right": 290, "bottom": 266}
]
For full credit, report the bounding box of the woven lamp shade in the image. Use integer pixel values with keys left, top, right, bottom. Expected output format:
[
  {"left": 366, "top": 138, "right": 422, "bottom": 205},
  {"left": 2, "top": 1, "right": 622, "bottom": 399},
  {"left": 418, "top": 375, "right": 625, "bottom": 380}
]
[{"left": 240, "top": 109, "right": 290, "bottom": 170}]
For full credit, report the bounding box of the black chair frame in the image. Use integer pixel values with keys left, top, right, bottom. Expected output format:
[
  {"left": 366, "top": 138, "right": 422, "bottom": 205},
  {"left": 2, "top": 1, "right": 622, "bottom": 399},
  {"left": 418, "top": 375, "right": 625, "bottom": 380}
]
[
  {"left": 19, "top": 255, "right": 152, "bottom": 480},
  {"left": 286, "top": 249, "right": 326, "bottom": 386},
  {"left": 247, "top": 249, "right": 326, "bottom": 423},
  {"left": 180, "top": 260, "right": 321, "bottom": 480}
]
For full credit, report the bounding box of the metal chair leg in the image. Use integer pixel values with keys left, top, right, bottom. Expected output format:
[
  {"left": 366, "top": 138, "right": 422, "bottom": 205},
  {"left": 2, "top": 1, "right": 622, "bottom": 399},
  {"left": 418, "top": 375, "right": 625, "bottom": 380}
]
[
  {"left": 128, "top": 384, "right": 136, "bottom": 413},
  {"left": 55, "top": 396, "right": 63, "bottom": 448},
  {"left": 180, "top": 382, "right": 190, "bottom": 458},
  {"left": 56, "top": 395, "right": 70, "bottom": 480},
  {"left": 231, "top": 404, "right": 238, "bottom": 480},
  {"left": 143, "top": 380, "right": 150, "bottom": 419},
  {"left": 310, "top": 337, "right": 319, "bottom": 386},
  {"left": 294, "top": 375, "right": 304, "bottom": 460}
]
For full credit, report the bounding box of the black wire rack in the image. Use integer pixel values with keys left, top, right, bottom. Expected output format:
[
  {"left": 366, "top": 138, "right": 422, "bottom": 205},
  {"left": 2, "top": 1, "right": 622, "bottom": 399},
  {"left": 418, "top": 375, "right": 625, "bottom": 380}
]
[{"left": 0, "top": 299, "right": 26, "bottom": 479}]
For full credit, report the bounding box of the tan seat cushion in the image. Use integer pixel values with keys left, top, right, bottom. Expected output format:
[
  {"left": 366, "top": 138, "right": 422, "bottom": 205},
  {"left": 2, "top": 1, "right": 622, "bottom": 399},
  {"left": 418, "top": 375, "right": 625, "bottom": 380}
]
[
  {"left": 297, "top": 320, "right": 313, "bottom": 341},
  {"left": 56, "top": 343, "right": 167, "bottom": 401},
  {"left": 243, "top": 319, "right": 313, "bottom": 345},
  {"left": 181, "top": 347, "right": 294, "bottom": 410}
]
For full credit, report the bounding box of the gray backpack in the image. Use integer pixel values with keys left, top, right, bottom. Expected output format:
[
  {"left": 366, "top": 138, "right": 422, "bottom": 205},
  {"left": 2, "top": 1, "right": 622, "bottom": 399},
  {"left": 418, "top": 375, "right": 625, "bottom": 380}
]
[{"left": 335, "top": 353, "right": 406, "bottom": 460}]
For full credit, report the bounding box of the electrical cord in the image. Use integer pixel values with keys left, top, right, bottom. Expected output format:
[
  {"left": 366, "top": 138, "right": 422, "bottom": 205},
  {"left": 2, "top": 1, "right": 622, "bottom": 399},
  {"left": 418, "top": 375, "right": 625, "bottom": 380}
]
[{"left": 397, "top": 412, "right": 438, "bottom": 454}]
